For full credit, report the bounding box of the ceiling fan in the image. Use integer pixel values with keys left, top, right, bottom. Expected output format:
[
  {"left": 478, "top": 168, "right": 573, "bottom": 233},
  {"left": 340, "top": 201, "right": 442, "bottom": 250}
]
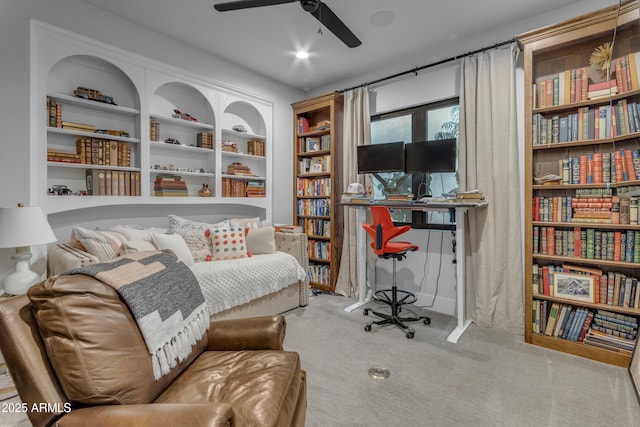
[{"left": 213, "top": 0, "right": 361, "bottom": 48}]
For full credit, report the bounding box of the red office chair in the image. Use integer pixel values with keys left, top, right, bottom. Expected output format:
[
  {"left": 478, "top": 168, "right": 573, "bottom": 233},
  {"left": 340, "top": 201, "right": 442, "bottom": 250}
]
[{"left": 362, "top": 206, "right": 430, "bottom": 339}]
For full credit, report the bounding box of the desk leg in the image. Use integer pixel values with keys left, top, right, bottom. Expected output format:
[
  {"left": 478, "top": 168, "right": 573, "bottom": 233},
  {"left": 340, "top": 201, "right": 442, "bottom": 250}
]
[
  {"left": 344, "top": 208, "right": 370, "bottom": 313},
  {"left": 447, "top": 207, "right": 473, "bottom": 343}
]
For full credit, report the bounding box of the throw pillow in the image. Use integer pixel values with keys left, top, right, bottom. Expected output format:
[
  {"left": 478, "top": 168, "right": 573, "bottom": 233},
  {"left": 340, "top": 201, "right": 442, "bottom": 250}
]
[
  {"left": 230, "top": 217, "right": 270, "bottom": 230},
  {"left": 208, "top": 225, "right": 248, "bottom": 260},
  {"left": 180, "top": 232, "right": 211, "bottom": 263},
  {"left": 71, "top": 227, "right": 127, "bottom": 261},
  {"left": 168, "top": 214, "right": 229, "bottom": 235},
  {"left": 246, "top": 225, "right": 276, "bottom": 254},
  {"left": 110, "top": 224, "right": 153, "bottom": 242},
  {"left": 150, "top": 232, "right": 195, "bottom": 266},
  {"left": 120, "top": 240, "right": 157, "bottom": 255}
]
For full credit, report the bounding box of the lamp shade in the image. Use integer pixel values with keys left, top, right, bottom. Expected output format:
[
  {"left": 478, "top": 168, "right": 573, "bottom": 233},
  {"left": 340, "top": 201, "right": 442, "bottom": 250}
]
[{"left": 0, "top": 206, "right": 57, "bottom": 248}]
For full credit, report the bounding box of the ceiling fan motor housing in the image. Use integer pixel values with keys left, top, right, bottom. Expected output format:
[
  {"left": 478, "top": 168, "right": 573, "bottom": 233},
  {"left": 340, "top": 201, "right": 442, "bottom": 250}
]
[{"left": 300, "top": 0, "right": 319, "bottom": 13}]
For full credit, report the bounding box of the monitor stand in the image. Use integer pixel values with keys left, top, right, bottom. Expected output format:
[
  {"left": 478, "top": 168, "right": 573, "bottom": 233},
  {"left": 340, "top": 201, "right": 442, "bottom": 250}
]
[{"left": 371, "top": 173, "right": 412, "bottom": 198}]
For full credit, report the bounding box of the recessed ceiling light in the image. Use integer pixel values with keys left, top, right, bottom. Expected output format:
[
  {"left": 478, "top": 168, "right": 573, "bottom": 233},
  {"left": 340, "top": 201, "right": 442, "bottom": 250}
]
[
  {"left": 296, "top": 51, "right": 309, "bottom": 59},
  {"left": 370, "top": 10, "right": 395, "bottom": 27}
]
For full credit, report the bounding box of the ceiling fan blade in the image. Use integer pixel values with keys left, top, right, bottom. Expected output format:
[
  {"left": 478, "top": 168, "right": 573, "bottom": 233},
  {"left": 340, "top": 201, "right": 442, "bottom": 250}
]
[
  {"left": 310, "top": 1, "right": 361, "bottom": 48},
  {"left": 214, "top": 0, "right": 296, "bottom": 12}
]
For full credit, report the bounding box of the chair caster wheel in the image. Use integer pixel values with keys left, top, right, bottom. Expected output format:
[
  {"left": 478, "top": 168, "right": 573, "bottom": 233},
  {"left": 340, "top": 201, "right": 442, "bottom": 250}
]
[
  {"left": 423, "top": 317, "right": 431, "bottom": 325},
  {"left": 364, "top": 324, "right": 372, "bottom": 332},
  {"left": 406, "top": 331, "right": 414, "bottom": 339},
  {"left": 363, "top": 309, "right": 369, "bottom": 316}
]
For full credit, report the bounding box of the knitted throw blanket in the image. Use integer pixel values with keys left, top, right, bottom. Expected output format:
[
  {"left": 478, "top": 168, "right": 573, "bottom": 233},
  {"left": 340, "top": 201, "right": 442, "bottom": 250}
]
[{"left": 63, "top": 251, "right": 209, "bottom": 379}]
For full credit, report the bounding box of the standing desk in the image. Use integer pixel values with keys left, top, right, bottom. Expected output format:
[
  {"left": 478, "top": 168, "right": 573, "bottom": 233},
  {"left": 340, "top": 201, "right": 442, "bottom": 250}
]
[{"left": 341, "top": 199, "right": 487, "bottom": 343}]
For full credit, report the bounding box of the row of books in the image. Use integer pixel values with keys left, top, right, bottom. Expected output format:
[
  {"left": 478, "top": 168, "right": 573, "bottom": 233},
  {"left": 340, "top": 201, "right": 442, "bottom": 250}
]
[
  {"left": 534, "top": 52, "right": 640, "bottom": 109},
  {"left": 535, "top": 301, "right": 638, "bottom": 355},
  {"left": 247, "top": 139, "right": 265, "bottom": 156},
  {"left": 154, "top": 175, "right": 188, "bottom": 197},
  {"left": 47, "top": 97, "right": 62, "bottom": 128},
  {"left": 85, "top": 169, "right": 141, "bottom": 196},
  {"left": 196, "top": 132, "right": 213, "bottom": 150},
  {"left": 296, "top": 135, "right": 331, "bottom": 153},
  {"left": 533, "top": 194, "right": 640, "bottom": 224},
  {"left": 532, "top": 100, "right": 640, "bottom": 145},
  {"left": 150, "top": 119, "right": 160, "bottom": 142},
  {"left": 533, "top": 226, "right": 640, "bottom": 264},
  {"left": 534, "top": 264, "right": 640, "bottom": 308},
  {"left": 553, "top": 148, "right": 640, "bottom": 186},
  {"left": 297, "top": 198, "right": 331, "bottom": 217},
  {"left": 296, "top": 177, "right": 331, "bottom": 197},
  {"left": 221, "top": 178, "right": 265, "bottom": 198},
  {"left": 308, "top": 264, "right": 330, "bottom": 286},
  {"left": 76, "top": 138, "right": 132, "bottom": 167},
  {"left": 298, "top": 218, "right": 330, "bottom": 238},
  {"left": 298, "top": 155, "right": 331, "bottom": 175},
  {"left": 309, "top": 239, "right": 330, "bottom": 261}
]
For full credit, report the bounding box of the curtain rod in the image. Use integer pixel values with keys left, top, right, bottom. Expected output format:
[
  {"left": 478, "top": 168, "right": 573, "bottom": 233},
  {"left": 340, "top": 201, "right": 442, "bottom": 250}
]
[{"left": 338, "top": 38, "right": 515, "bottom": 93}]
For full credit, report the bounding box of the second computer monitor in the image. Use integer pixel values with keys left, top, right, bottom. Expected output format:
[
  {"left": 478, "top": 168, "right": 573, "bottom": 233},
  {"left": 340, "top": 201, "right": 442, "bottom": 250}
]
[{"left": 404, "top": 138, "right": 456, "bottom": 174}]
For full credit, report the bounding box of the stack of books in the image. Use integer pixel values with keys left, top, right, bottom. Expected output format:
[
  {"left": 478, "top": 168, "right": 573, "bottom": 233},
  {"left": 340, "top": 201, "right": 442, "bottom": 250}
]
[
  {"left": 61, "top": 121, "right": 94, "bottom": 133},
  {"left": 245, "top": 180, "right": 265, "bottom": 197},
  {"left": 154, "top": 175, "right": 188, "bottom": 197},
  {"left": 583, "top": 309, "right": 637, "bottom": 355},
  {"left": 456, "top": 190, "right": 485, "bottom": 200},
  {"left": 227, "top": 162, "right": 253, "bottom": 176}
]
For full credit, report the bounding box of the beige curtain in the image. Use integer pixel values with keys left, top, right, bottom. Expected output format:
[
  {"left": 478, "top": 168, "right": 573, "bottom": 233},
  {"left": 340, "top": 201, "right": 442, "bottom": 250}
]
[
  {"left": 335, "top": 87, "right": 371, "bottom": 297},
  {"left": 459, "top": 43, "right": 523, "bottom": 335}
]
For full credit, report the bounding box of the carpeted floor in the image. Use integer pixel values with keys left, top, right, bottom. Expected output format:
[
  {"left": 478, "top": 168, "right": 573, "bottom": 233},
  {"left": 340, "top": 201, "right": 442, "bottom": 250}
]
[
  {"left": 283, "top": 294, "right": 640, "bottom": 427},
  {"left": 2, "top": 294, "right": 639, "bottom": 426}
]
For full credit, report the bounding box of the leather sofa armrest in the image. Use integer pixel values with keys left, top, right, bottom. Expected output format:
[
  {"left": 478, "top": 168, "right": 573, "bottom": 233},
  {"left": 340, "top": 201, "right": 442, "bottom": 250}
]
[
  {"left": 206, "top": 315, "right": 286, "bottom": 351},
  {"left": 56, "top": 403, "right": 233, "bottom": 427},
  {"left": 47, "top": 244, "right": 98, "bottom": 277},
  {"left": 275, "top": 231, "right": 310, "bottom": 306}
]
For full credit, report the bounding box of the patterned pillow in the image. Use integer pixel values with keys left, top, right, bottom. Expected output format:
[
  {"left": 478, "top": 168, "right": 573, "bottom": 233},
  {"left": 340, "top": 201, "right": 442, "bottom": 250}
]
[
  {"left": 168, "top": 214, "right": 229, "bottom": 235},
  {"left": 71, "top": 227, "right": 127, "bottom": 261},
  {"left": 120, "top": 240, "right": 157, "bottom": 255},
  {"left": 208, "top": 225, "right": 248, "bottom": 260},
  {"left": 180, "top": 232, "right": 211, "bottom": 263}
]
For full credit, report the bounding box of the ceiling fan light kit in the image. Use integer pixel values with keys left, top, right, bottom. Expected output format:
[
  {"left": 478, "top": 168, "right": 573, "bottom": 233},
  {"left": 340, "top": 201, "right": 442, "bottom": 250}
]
[{"left": 213, "top": 0, "right": 361, "bottom": 48}]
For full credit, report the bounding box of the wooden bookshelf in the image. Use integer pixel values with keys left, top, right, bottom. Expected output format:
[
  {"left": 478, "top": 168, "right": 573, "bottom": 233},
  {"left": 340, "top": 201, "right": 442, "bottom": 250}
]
[
  {"left": 292, "top": 92, "right": 344, "bottom": 292},
  {"left": 518, "top": 0, "right": 640, "bottom": 367}
]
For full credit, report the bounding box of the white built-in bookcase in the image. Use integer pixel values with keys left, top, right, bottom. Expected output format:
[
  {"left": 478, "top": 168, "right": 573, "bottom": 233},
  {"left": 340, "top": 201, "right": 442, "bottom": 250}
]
[{"left": 31, "top": 21, "right": 272, "bottom": 220}]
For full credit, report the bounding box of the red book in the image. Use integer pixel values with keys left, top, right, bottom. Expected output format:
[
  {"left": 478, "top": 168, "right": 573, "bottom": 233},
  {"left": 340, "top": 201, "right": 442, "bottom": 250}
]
[
  {"left": 533, "top": 196, "right": 540, "bottom": 221},
  {"left": 625, "top": 149, "right": 636, "bottom": 181},
  {"left": 546, "top": 227, "right": 555, "bottom": 256},
  {"left": 577, "top": 311, "right": 595, "bottom": 342},
  {"left": 588, "top": 79, "right": 617, "bottom": 92},
  {"left": 542, "top": 266, "right": 551, "bottom": 296},
  {"left": 574, "top": 227, "right": 582, "bottom": 258}
]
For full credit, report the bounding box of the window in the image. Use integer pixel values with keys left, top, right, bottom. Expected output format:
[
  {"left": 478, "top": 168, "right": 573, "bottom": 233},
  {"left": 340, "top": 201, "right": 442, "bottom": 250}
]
[{"left": 370, "top": 98, "right": 459, "bottom": 227}]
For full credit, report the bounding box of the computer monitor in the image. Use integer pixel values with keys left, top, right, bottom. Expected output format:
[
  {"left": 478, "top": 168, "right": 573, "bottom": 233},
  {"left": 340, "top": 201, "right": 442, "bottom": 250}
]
[
  {"left": 356, "top": 142, "right": 405, "bottom": 174},
  {"left": 404, "top": 138, "right": 457, "bottom": 174}
]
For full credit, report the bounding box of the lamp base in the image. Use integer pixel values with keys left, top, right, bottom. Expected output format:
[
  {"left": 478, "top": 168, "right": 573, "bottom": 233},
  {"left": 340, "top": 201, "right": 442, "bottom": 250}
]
[{"left": 4, "top": 251, "right": 40, "bottom": 295}]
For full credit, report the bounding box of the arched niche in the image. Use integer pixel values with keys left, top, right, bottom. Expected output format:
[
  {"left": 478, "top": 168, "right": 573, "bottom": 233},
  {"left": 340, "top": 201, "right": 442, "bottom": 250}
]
[
  {"left": 151, "top": 82, "right": 215, "bottom": 127},
  {"left": 223, "top": 101, "right": 266, "bottom": 136},
  {"left": 47, "top": 54, "right": 140, "bottom": 110}
]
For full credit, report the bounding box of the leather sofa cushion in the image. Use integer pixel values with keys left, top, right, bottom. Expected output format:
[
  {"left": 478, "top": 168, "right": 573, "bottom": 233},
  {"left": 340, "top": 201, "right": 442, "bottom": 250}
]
[
  {"left": 28, "top": 274, "right": 206, "bottom": 405},
  {"left": 155, "top": 350, "right": 302, "bottom": 426}
]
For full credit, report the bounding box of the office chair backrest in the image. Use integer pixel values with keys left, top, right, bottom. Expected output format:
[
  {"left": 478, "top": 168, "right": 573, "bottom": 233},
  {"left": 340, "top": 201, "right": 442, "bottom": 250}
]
[{"left": 363, "top": 206, "right": 413, "bottom": 256}]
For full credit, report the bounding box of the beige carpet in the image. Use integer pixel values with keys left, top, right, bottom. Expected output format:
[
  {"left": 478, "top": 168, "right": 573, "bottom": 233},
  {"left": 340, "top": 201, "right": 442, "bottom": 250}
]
[
  {"left": 2, "top": 294, "right": 639, "bottom": 426},
  {"left": 283, "top": 294, "right": 640, "bottom": 427}
]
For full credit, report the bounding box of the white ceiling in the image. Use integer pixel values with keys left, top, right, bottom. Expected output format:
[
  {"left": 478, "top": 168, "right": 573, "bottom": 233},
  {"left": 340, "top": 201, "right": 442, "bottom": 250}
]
[{"left": 81, "top": 0, "right": 588, "bottom": 91}]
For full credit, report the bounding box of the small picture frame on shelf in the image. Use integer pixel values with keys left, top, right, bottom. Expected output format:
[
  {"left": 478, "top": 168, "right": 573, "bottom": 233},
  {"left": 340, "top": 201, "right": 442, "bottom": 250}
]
[
  {"left": 552, "top": 272, "right": 595, "bottom": 303},
  {"left": 629, "top": 340, "right": 640, "bottom": 404}
]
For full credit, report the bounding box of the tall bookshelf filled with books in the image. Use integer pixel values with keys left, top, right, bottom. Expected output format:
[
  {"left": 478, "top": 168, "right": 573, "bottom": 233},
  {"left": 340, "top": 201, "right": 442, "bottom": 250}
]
[
  {"left": 292, "top": 92, "right": 344, "bottom": 292},
  {"left": 519, "top": 0, "right": 640, "bottom": 367}
]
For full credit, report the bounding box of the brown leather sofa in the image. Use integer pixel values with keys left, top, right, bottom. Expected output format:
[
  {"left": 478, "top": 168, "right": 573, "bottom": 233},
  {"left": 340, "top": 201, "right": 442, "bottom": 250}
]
[{"left": 0, "top": 273, "right": 306, "bottom": 427}]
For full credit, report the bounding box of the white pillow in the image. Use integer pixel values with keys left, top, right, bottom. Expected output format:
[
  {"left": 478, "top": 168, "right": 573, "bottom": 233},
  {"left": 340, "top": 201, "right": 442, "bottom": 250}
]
[
  {"left": 246, "top": 225, "right": 276, "bottom": 254},
  {"left": 150, "top": 232, "right": 195, "bottom": 266},
  {"left": 111, "top": 224, "right": 153, "bottom": 242},
  {"left": 230, "top": 217, "right": 270, "bottom": 230},
  {"left": 120, "top": 240, "right": 157, "bottom": 255}
]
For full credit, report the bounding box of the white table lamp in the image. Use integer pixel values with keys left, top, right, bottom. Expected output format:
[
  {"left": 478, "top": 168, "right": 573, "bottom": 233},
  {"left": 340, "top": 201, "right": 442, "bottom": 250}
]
[{"left": 0, "top": 203, "right": 57, "bottom": 295}]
